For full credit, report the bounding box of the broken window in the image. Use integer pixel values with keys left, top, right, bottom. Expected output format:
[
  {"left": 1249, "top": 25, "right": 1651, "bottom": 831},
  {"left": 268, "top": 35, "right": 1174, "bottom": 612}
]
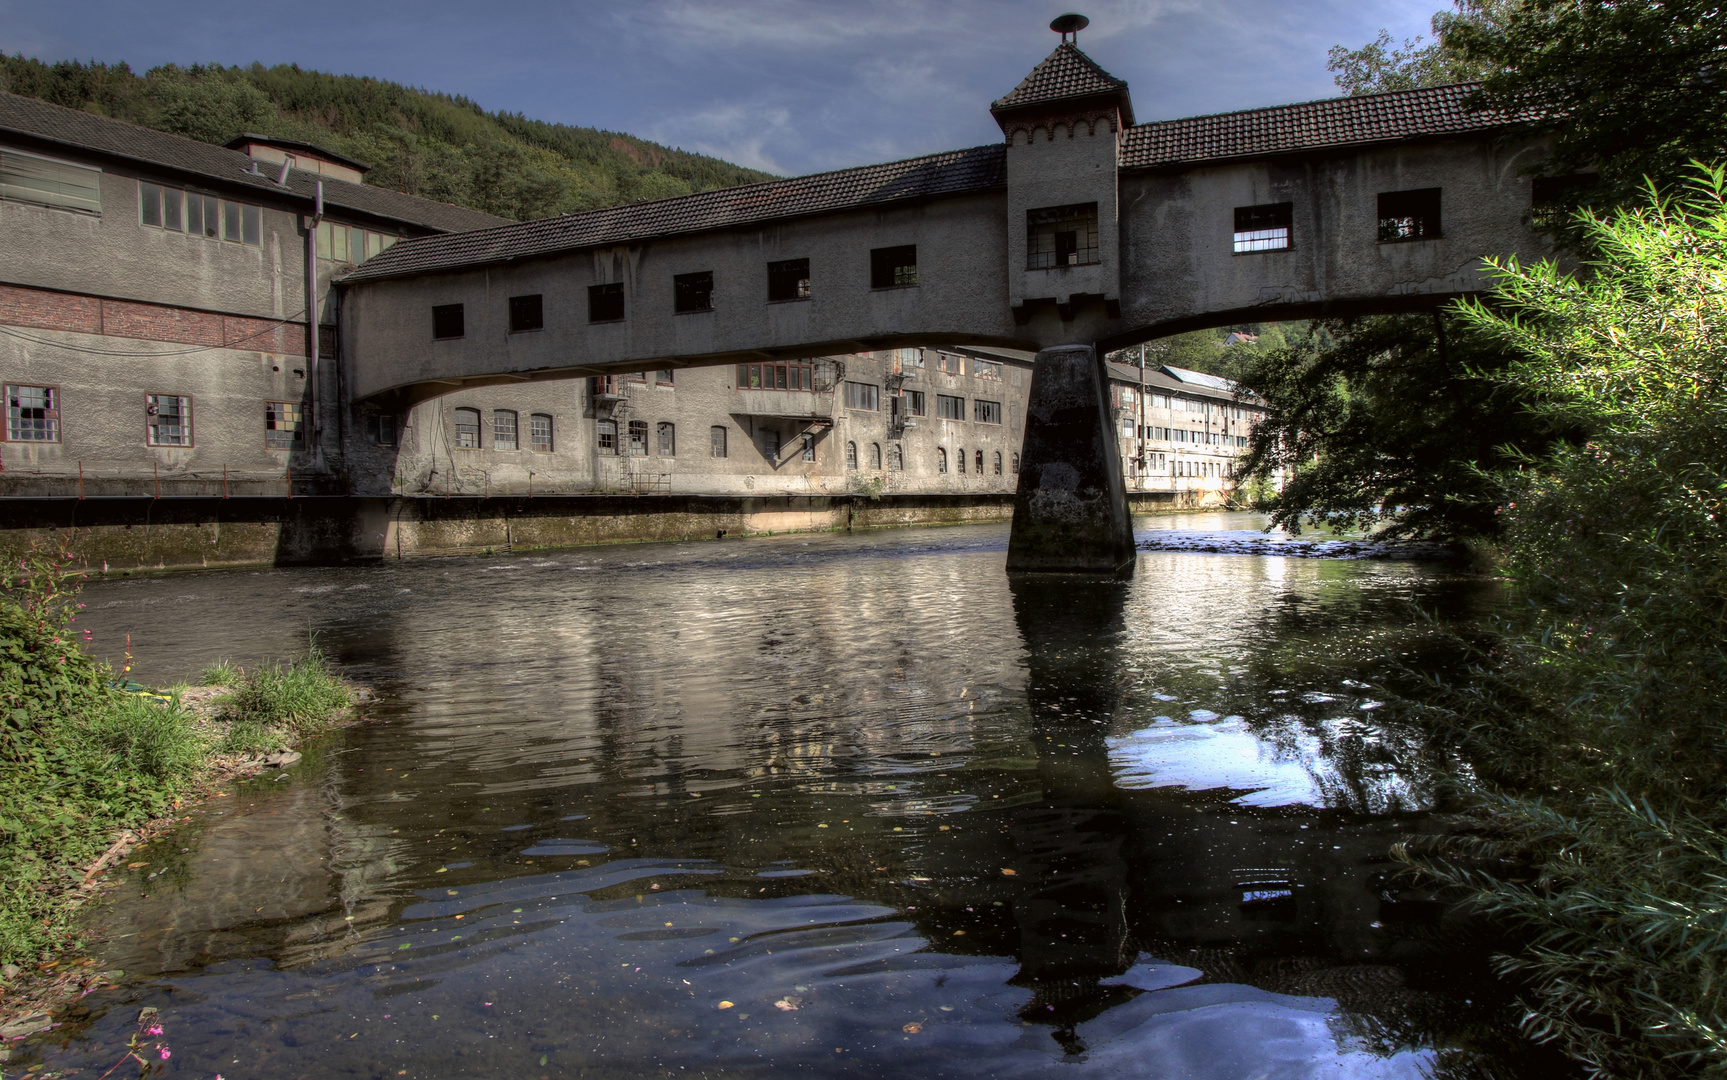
[
  {"left": 265, "top": 401, "right": 305, "bottom": 450},
  {"left": 889, "top": 443, "right": 903, "bottom": 470},
  {"left": 1233, "top": 203, "right": 1292, "bottom": 253},
  {"left": 972, "top": 359, "right": 1002, "bottom": 381},
  {"left": 937, "top": 447, "right": 948, "bottom": 473},
  {"left": 453, "top": 407, "right": 482, "bottom": 449},
  {"left": 710, "top": 425, "right": 728, "bottom": 458},
  {"left": 902, "top": 390, "right": 926, "bottom": 416},
  {"left": 493, "top": 409, "right": 518, "bottom": 450},
  {"left": 508, "top": 294, "right": 544, "bottom": 333},
  {"left": 869, "top": 245, "right": 917, "bottom": 288},
  {"left": 846, "top": 441, "right": 858, "bottom": 469},
  {"left": 767, "top": 258, "right": 811, "bottom": 302},
  {"left": 674, "top": 270, "right": 714, "bottom": 313},
  {"left": 1, "top": 149, "right": 100, "bottom": 215},
  {"left": 936, "top": 352, "right": 964, "bottom": 375},
  {"left": 597, "top": 419, "right": 617, "bottom": 455},
  {"left": 957, "top": 448, "right": 967, "bottom": 474},
  {"left": 628, "top": 419, "right": 649, "bottom": 455},
  {"left": 974, "top": 399, "right": 1002, "bottom": 424},
  {"left": 1378, "top": 188, "right": 1441, "bottom": 242},
  {"left": 530, "top": 414, "right": 553, "bottom": 452},
  {"left": 870, "top": 443, "right": 882, "bottom": 469},
  {"left": 800, "top": 434, "right": 816, "bottom": 462},
  {"left": 656, "top": 369, "right": 675, "bottom": 386},
  {"left": 974, "top": 449, "right": 984, "bottom": 473},
  {"left": 1026, "top": 202, "right": 1099, "bottom": 268},
  {"left": 844, "top": 382, "right": 880, "bottom": 411},
  {"left": 657, "top": 422, "right": 675, "bottom": 456},
  {"left": 737, "top": 363, "right": 813, "bottom": 390},
  {"left": 5, "top": 385, "right": 58, "bottom": 443},
  {"left": 146, "top": 394, "right": 192, "bottom": 447},
  {"left": 432, "top": 303, "right": 465, "bottom": 339},
  {"left": 936, "top": 394, "right": 964, "bottom": 420},
  {"left": 589, "top": 282, "right": 625, "bottom": 322},
  {"left": 893, "top": 347, "right": 923, "bottom": 372},
  {"left": 994, "top": 451, "right": 1003, "bottom": 475}
]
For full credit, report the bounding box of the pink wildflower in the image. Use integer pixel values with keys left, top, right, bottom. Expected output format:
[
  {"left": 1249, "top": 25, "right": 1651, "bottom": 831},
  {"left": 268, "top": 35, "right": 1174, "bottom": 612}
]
[
  {"left": 158, "top": 1046, "right": 171, "bottom": 1060},
  {"left": 145, "top": 1025, "right": 163, "bottom": 1036}
]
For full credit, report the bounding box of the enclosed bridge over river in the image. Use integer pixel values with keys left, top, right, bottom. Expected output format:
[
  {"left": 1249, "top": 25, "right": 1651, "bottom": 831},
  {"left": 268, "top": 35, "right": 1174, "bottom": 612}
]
[{"left": 337, "top": 15, "right": 1556, "bottom": 574}]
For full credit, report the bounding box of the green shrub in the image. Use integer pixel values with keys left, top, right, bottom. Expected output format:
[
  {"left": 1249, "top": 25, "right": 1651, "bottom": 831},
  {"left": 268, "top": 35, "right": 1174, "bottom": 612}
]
[{"left": 214, "top": 648, "right": 350, "bottom": 738}]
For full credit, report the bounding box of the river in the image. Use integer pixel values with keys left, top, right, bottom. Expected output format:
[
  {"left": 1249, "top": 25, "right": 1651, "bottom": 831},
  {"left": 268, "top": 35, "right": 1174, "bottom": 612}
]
[{"left": 27, "top": 513, "right": 1566, "bottom": 1078}]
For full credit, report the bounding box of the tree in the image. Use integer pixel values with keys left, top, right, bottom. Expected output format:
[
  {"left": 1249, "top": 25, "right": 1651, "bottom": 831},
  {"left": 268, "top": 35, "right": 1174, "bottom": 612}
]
[
  {"left": 1327, "top": 1, "right": 1514, "bottom": 95},
  {"left": 1234, "top": 313, "right": 1565, "bottom": 539}
]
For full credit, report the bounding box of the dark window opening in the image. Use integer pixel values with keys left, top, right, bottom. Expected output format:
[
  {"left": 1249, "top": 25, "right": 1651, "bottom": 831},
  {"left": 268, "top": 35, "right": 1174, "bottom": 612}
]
[
  {"left": 974, "top": 398, "right": 1002, "bottom": 425},
  {"left": 432, "top": 303, "right": 465, "bottom": 340},
  {"left": 367, "top": 411, "right": 396, "bottom": 447},
  {"left": 1233, "top": 203, "right": 1292, "bottom": 253},
  {"left": 1378, "top": 188, "right": 1442, "bottom": 242},
  {"left": 993, "top": 451, "right": 1003, "bottom": 475},
  {"left": 767, "top": 258, "right": 811, "bottom": 302},
  {"left": 1532, "top": 174, "right": 1597, "bottom": 229},
  {"left": 870, "top": 245, "right": 917, "bottom": 289},
  {"left": 509, "top": 294, "right": 544, "bottom": 333},
  {"left": 958, "top": 448, "right": 966, "bottom": 474},
  {"left": 801, "top": 434, "right": 816, "bottom": 462},
  {"left": 903, "top": 390, "right": 926, "bottom": 416},
  {"left": 674, "top": 271, "right": 714, "bottom": 313},
  {"left": 1012, "top": 452, "right": 1020, "bottom": 473},
  {"left": 1027, "top": 203, "right": 1100, "bottom": 268},
  {"left": 936, "top": 394, "right": 964, "bottom": 420},
  {"left": 589, "top": 282, "right": 625, "bottom": 323},
  {"left": 737, "top": 362, "right": 813, "bottom": 390}
]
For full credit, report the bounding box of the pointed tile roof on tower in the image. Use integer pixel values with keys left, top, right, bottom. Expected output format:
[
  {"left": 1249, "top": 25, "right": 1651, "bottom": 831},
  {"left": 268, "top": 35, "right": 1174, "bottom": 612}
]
[{"left": 991, "top": 42, "right": 1133, "bottom": 125}]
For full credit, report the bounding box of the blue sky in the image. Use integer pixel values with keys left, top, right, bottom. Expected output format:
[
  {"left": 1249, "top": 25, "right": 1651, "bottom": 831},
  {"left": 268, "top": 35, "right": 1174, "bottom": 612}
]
[{"left": 0, "top": 1, "right": 1444, "bottom": 176}]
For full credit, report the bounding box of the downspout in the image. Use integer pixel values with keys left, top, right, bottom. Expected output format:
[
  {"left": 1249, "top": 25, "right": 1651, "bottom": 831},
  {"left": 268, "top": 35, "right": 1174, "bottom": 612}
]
[{"left": 306, "top": 179, "right": 324, "bottom": 469}]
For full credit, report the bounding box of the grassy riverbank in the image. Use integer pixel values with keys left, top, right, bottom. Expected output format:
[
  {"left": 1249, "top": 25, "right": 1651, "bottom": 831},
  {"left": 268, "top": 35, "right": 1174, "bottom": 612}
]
[{"left": 0, "top": 542, "right": 354, "bottom": 979}]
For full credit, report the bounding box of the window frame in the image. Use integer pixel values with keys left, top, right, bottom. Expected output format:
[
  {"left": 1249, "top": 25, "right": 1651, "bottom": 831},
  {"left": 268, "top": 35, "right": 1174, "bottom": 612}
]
[
  {"left": 588, "top": 282, "right": 625, "bottom": 323},
  {"left": 596, "top": 419, "right": 618, "bottom": 455},
  {"left": 737, "top": 362, "right": 814, "bottom": 390},
  {"left": 432, "top": 303, "right": 465, "bottom": 340},
  {"left": 264, "top": 400, "right": 306, "bottom": 451},
  {"left": 767, "top": 257, "right": 811, "bottom": 302},
  {"left": 844, "top": 381, "right": 880, "bottom": 411},
  {"left": 492, "top": 408, "right": 519, "bottom": 451},
  {"left": 673, "top": 270, "right": 714, "bottom": 314},
  {"left": 936, "top": 394, "right": 965, "bottom": 421},
  {"left": 368, "top": 411, "right": 397, "bottom": 447},
  {"left": 710, "top": 425, "right": 728, "bottom": 459},
  {"left": 508, "top": 294, "right": 544, "bottom": 334},
  {"left": 902, "top": 389, "right": 926, "bottom": 416},
  {"left": 846, "top": 440, "right": 858, "bottom": 470},
  {"left": 4, "top": 384, "right": 61, "bottom": 443},
  {"left": 870, "top": 442, "right": 882, "bottom": 469},
  {"left": 973, "top": 398, "right": 1002, "bottom": 425},
  {"left": 1232, "top": 202, "right": 1293, "bottom": 254},
  {"left": 529, "top": 413, "right": 554, "bottom": 453},
  {"left": 657, "top": 421, "right": 676, "bottom": 457},
  {"left": 869, "top": 244, "right": 918, "bottom": 289},
  {"left": 1026, "top": 202, "right": 1100, "bottom": 269},
  {"left": 145, "top": 392, "right": 194, "bottom": 448},
  {"left": 0, "top": 148, "right": 101, "bottom": 216},
  {"left": 452, "top": 407, "right": 483, "bottom": 450},
  {"left": 627, "top": 419, "right": 649, "bottom": 456},
  {"left": 1377, "top": 188, "right": 1442, "bottom": 243}
]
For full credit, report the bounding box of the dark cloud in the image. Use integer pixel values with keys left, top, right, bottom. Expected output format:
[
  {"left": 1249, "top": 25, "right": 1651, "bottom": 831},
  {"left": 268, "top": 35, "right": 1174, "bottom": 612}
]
[{"left": 0, "top": 0, "right": 1441, "bottom": 175}]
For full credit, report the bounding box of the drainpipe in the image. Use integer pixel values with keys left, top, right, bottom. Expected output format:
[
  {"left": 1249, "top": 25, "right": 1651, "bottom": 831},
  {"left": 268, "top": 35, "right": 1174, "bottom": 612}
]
[
  {"left": 1137, "top": 344, "right": 1146, "bottom": 487},
  {"left": 306, "top": 179, "right": 324, "bottom": 469}
]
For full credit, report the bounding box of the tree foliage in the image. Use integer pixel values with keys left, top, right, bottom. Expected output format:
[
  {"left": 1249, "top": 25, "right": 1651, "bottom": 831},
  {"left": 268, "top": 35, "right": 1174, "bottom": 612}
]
[
  {"left": 1404, "top": 168, "right": 1727, "bottom": 1078},
  {"left": 0, "top": 56, "right": 775, "bottom": 221},
  {"left": 1327, "top": 1, "right": 1514, "bottom": 95},
  {"left": 1232, "top": 313, "right": 1564, "bottom": 539}
]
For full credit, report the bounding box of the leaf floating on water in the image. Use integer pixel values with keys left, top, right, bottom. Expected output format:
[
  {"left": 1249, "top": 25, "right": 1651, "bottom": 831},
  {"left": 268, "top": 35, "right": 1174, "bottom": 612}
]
[
  {"left": 436, "top": 867, "right": 449, "bottom": 874},
  {"left": 1001, "top": 869, "right": 1017, "bottom": 876},
  {"left": 903, "top": 1022, "right": 923, "bottom": 1034},
  {"left": 774, "top": 997, "right": 801, "bottom": 1011},
  {"left": 952, "top": 930, "right": 966, "bottom": 936},
  {"left": 717, "top": 1001, "right": 735, "bottom": 1010}
]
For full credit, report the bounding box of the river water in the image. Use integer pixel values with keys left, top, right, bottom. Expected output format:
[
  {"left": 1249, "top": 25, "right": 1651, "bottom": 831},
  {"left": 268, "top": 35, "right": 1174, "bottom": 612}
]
[{"left": 29, "top": 513, "right": 1563, "bottom": 1079}]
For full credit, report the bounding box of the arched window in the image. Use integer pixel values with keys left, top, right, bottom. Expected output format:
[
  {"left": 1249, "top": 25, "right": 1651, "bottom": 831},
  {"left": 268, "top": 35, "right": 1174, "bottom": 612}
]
[
  {"left": 1012, "top": 452, "right": 1020, "bottom": 473},
  {"left": 529, "top": 414, "right": 554, "bottom": 452},
  {"left": 889, "top": 443, "right": 903, "bottom": 470},
  {"left": 957, "top": 448, "right": 966, "bottom": 474},
  {"left": 937, "top": 447, "right": 948, "bottom": 474},
  {"left": 975, "top": 449, "right": 984, "bottom": 474},
  {"left": 710, "top": 425, "right": 727, "bottom": 458},
  {"left": 993, "top": 450, "right": 1002, "bottom": 475},
  {"left": 596, "top": 419, "right": 617, "bottom": 455},
  {"left": 453, "top": 407, "right": 481, "bottom": 449},
  {"left": 846, "top": 440, "right": 858, "bottom": 469},
  {"left": 492, "top": 409, "right": 518, "bottom": 450},
  {"left": 870, "top": 442, "right": 882, "bottom": 469}
]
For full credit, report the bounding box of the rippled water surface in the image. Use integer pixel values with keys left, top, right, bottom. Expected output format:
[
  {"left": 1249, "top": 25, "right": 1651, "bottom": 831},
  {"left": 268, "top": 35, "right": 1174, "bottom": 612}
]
[{"left": 30, "top": 514, "right": 1560, "bottom": 1078}]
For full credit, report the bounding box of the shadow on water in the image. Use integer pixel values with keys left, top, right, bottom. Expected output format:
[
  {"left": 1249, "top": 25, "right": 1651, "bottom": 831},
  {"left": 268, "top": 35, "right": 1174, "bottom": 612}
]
[{"left": 26, "top": 518, "right": 1575, "bottom": 1079}]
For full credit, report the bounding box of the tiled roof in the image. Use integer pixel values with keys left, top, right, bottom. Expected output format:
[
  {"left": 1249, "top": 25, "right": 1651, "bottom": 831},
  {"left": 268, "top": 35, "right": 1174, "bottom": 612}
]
[
  {"left": 341, "top": 143, "right": 1008, "bottom": 283},
  {"left": 1120, "top": 83, "right": 1526, "bottom": 169},
  {"left": 0, "top": 91, "right": 507, "bottom": 233},
  {"left": 1162, "top": 365, "right": 1237, "bottom": 392},
  {"left": 992, "top": 42, "right": 1129, "bottom": 114}
]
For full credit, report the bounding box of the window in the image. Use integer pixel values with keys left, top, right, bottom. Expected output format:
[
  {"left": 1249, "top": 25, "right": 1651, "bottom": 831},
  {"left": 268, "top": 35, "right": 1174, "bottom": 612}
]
[
  {"left": 628, "top": 419, "right": 648, "bottom": 455},
  {"left": 801, "top": 434, "right": 816, "bottom": 462},
  {"left": 5, "top": 385, "right": 59, "bottom": 442},
  {"left": 1378, "top": 188, "right": 1442, "bottom": 242},
  {"left": 1122, "top": 419, "right": 1135, "bottom": 438},
  {"left": 889, "top": 443, "right": 903, "bottom": 470},
  {"left": 508, "top": 294, "right": 544, "bottom": 333},
  {"left": 993, "top": 450, "right": 1002, "bottom": 475},
  {"left": 657, "top": 422, "right": 675, "bottom": 456},
  {"left": 936, "top": 394, "right": 964, "bottom": 420},
  {"left": 145, "top": 394, "right": 192, "bottom": 447},
  {"left": 846, "top": 441, "right": 858, "bottom": 469},
  {"left": 530, "top": 414, "right": 554, "bottom": 452},
  {"left": 844, "top": 382, "right": 880, "bottom": 411},
  {"left": 432, "top": 304, "right": 465, "bottom": 340},
  {"left": 674, "top": 270, "right": 714, "bottom": 313},
  {"left": 1026, "top": 202, "right": 1099, "bottom": 268},
  {"left": 957, "top": 448, "right": 966, "bottom": 474},
  {"left": 936, "top": 352, "right": 964, "bottom": 375},
  {"left": 870, "top": 442, "right": 882, "bottom": 469},
  {"left": 1233, "top": 202, "right": 1292, "bottom": 253},
  {"left": 767, "top": 258, "right": 811, "bottom": 301},
  {"left": 597, "top": 419, "right": 617, "bottom": 455},
  {"left": 314, "top": 221, "right": 389, "bottom": 261},
  {"left": 1, "top": 149, "right": 100, "bottom": 214},
  {"left": 975, "top": 449, "right": 984, "bottom": 474},
  {"left": 1151, "top": 393, "right": 1169, "bottom": 408},
  {"left": 656, "top": 369, "right": 675, "bottom": 386},
  {"left": 1531, "top": 174, "right": 1595, "bottom": 229},
  {"left": 493, "top": 409, "right": 518, "bottom": 450},
  {"left": 974, "top": 399, "right": 1002, "bottom": 424},
  {"left": 1011, "top": 452, "right": 1020, "bottom": 473},
  {"left": 764, "top": 429, "right": 781, "bottom": 460},
  {"left": 368, "top": 412, "right": 396, "bottom": 446},
  {"left": 937, "top": 447, "right": 948, "bottom": 473},
  {"left": 869, "top": 244, "right": 917, "bottom": 288},
  {"left": 893, "top": 347, "right": 923, "bottom": 372},
  {"left": 453, "top": 407, "right": 482, "bottom": 449},
  {"left": 589, "top": 282, "right": 625, "bottom": 322},
  {"left": 737, "top": 362, "right": 813, "bottom": 390},
  {"left": 590, "top": 375, "right": 620, "bottom": 399},
  {"left": 144, "top": 182, "right": 263, "bottom": 245},
  {"left": 265, "top": 401, "right": 305, "bottom": 450},
  {"left": 903, "top": 390, "right": 926, "bottom": 416},
  {"left": 710, "top": 425, "right": 728, "bottom": 458},
  {"left": 973, "top": 358, "right": 1002, "bottom": 381}
]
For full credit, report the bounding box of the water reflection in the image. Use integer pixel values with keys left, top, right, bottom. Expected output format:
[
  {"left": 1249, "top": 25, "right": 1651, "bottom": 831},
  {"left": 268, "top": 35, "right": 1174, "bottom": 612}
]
[{"left": 31, "top": 516, "right": 1567, "bottom": 1078}]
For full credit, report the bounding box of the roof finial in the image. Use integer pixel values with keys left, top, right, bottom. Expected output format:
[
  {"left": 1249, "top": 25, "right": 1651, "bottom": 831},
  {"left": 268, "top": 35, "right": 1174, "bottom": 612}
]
[{"left": 1050, "top": 12, "right": 1089, "bottom": 44}]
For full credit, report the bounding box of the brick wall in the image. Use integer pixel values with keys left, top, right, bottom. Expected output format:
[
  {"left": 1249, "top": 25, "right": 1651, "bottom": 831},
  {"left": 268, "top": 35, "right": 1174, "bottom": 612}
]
[{"left": 0, "top": 284, "right": 307, "bottom": 356}]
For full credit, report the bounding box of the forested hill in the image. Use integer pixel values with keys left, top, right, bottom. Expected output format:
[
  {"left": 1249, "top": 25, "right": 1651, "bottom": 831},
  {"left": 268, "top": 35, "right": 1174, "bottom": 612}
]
[{"left": 0, "top": 56, "right": 777, "bottom": 221}]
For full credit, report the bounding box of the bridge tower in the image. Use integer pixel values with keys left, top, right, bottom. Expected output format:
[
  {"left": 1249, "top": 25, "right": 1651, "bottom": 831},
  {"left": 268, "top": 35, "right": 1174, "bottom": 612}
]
[{"left": 997, "top": 16, "right": 1137, "bottom": 575}]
